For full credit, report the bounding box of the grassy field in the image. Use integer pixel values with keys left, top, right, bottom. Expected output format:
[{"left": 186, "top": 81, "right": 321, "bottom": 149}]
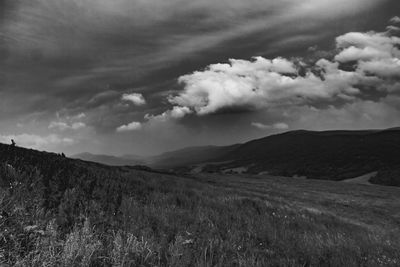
[{"left": 1, "top": 145, "right": 400, "bottom": 266}]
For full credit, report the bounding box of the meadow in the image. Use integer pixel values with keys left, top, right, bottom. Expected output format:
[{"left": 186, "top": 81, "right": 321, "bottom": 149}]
[{"left": 1, "top": 144, "right": 400, "bottom": 266}]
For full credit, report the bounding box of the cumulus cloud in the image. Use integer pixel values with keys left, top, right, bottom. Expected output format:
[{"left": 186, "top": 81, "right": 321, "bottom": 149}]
[
  {"left": 116, "top": 121, "right": 142, "bottom": 132},
  {"left": 359, "top": 59, "right": 400, "bottom": 78},
  {"left": 169, "top": 106, "right": 192, "bottom": 119},
  {"left": 156, "top": 25, "right": 400, "bottom": 119},
  {"left": 0, "top": 134, "right": 74, "bottom": 149},
  {"left": 168, "top": 57, "right": 363, "bottom": 115},
  {"left": 121, "top": 93, "right": 146, "bottom": 106},
  {"left": 334, "top": 46, "right": 392, "bottom": 62},
  {"left": 171, "top": 57, "right": 301, "bottom": 115},
  {"left": 335, "top": 31, "right": 400, "bottom": 78},
  {"left": 144, "top": 106, "right": 192, "bottom": 123},
  {"left": 252, "top": 122, "right": 289, "bottom": 130},
  {"left": 335, "top": 32, "right": 399, "bottom": 52}
]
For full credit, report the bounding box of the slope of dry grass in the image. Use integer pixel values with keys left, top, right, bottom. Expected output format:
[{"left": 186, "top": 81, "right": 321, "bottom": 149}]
[{"left": 1, "top": 144, "right": 400, "bottom": 266}]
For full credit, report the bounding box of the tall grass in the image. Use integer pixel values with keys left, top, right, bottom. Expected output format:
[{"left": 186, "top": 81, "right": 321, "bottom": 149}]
[{"left": 1, "top": 146, "right": 400, "bottom": 266}]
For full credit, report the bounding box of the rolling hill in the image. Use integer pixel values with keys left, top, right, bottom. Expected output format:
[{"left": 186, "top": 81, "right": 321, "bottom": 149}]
[
  {"left": 72, "top": 145, "right": 241, "bottom": 169},
  {"left": 210, "top": 128, "right": 400, "bottom": 184},
  {"left": 71, "top": 128, "right": 400, "bottom": 186},
  {"left": 146, "top": 127, "right": 400, "bottom": 186},
  {"left": 1, "top": 142, "right": 400, "bottom": 266}
]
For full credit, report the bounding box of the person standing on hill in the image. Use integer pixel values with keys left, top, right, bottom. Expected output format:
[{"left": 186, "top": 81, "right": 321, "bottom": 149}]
[{"left": 11, "top": 139, "right": 16, "bottom": 147}]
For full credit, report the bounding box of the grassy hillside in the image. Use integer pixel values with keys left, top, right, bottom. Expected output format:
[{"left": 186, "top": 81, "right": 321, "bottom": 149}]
[{"left": 1, "top": 143, "right": 400, "bottom": 266}]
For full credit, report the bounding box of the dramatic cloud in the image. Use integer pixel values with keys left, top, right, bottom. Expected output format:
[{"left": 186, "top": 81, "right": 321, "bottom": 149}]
[
  {"left": 116, "top": 121, "right": 142, "bottom": 132},
  {"left": 161, "top": 27, "right": 400, "bottom": 118},
  {"left": 252, "top": 122, "right": 289, "bottom": 130},
  {"left": 170, "top": 57, "right": 299, "bottom": 115},
  {"left": 121, "top": 93, "right": 146, "bottom": 106},
  {"left": 168, "top": 58, "right": 360, "bottom": 115},
  {"left": 335, "top": 31, "right": 400, "bottom": 78}
]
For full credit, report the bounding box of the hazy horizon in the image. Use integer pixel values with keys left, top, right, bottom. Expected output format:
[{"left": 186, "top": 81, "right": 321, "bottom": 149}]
[{"left": 70, "top": 126, "right": 400, "bottom": 158}]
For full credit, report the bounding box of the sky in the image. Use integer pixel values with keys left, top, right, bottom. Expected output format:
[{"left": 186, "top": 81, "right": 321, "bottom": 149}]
[{"left": 1, "top": 0, "right": 400, "bottom": 156}]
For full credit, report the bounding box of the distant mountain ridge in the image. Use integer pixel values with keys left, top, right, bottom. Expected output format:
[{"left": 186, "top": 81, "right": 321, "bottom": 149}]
[
  {"left": 199, "top": 127, "right": 400, "bottom": 185},
  {"left": 72, "top": 145, "right": 241, "bottom": 169},
  {"left": 72, "top": 152, "right": 144, "bottom": 167},
  {"left": 72, "top": 127, "right": 400, "bottom": 186}
]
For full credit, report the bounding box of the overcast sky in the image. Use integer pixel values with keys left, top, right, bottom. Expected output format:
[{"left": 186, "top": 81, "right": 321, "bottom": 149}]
[{"left": 1, "top": 0, "right": 400, "bottom": 156}]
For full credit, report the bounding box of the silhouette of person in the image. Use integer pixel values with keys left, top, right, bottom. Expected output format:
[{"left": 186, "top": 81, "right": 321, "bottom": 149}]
[{"left": 11, "top": 139, "right": 16, "bottom": 147}]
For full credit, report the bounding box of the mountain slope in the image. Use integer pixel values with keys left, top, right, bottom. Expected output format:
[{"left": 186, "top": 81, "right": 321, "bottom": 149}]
[
  {"left": 206, "top": 128, "right": 400, "bottom": 185},
  {"left": 71, "top": 127, "right": 400, "bottom": 186},
  {"left": 71, "top": 145, "right": 241, "bottom": 169},
  {"left": 143, "top": 128, "right": 399, "bottom": 186},
  {"left": 146, "top": 144, "right": 240, "bottom": 168}
]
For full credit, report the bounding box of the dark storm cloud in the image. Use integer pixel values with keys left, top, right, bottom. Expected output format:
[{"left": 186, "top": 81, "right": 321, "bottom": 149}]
[
  {"left": 1, "top": 1, "right": 391, "bottom": 111},
  {"left": 1, "top": 0, "right": 400, "bottom": 154}
]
